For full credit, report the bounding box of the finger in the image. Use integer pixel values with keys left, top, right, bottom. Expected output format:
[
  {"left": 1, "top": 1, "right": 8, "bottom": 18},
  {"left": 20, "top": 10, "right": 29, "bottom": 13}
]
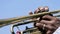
[
  {"left": 46, "top": 30, "right": 53, "bottom": 34},
  {"left": 29, "top": 11, "right": 34, "bottom": 20},
  {"left": 36, "top": 23, "right": 43, "bottom": 28},
  {"left": 34, "top": 8, "right": 41, "bottom": 20},
  {"left": 36, "top": 23, "right": 52, "bottom": 29},
  {"left": 42, "top": 15, "right": 57, "bottom": 20},
  {"left": 34, "top": 8, "right": 40, "bottom": 14},
  {"left": 36, "top": 23, "right": 55, "bottom": 30},
  {"left": 40, "top": 20, "right": 51, "bottom": 25},
  {"left": 29, "top": 11, "right": 33, "bottom": 15},
  {"left": 44, "top": 6, "right": 49, "bottom": 12},
  {"left": 38, "top": 7, "right": 45, "bottom": 12},
  {"left": 45, "top": 25, "right": 56, "bottom": 30}
]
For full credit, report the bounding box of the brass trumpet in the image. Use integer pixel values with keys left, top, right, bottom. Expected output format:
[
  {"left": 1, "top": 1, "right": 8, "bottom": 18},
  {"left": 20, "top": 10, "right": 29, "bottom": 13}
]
[
  {"left": 0, "top": 10, "right": 60, "bottom": 28},
  {"left": 10, "top": 14, "right": 60, "bottom": 34},
  {"left": 10, "top": 19, "right": 42, "bottom": 34}
]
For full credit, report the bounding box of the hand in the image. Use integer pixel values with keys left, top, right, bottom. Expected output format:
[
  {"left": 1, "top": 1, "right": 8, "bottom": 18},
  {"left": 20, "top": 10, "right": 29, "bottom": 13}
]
[
  {"left": 36, "top": 15, "right": 60, "bottom": 34},
  {"left": 29, "top": 6, "right": 60, "bottom": 34}
]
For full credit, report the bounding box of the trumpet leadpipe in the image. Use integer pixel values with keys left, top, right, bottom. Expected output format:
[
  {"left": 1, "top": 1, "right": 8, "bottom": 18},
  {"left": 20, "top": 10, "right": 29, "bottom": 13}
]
[{"left": 0, "top": 10, "right": 60, "bottom": 27}]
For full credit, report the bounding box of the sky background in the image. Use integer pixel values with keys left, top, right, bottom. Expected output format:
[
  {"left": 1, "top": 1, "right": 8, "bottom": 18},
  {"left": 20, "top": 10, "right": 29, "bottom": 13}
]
[{"left": 0, "top": 0, "right": 60, "bottom": 34}]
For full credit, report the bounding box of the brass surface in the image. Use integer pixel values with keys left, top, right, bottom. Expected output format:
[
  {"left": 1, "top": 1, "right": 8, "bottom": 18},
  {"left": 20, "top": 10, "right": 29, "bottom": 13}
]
[{"left": 0, "top": 10, "right": 60, "bottom": 27}]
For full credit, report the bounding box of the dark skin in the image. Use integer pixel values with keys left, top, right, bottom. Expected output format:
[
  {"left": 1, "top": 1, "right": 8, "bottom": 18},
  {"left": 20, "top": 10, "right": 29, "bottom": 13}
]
[{"left": 29, "top": 6, "right": 60, "bottom": 34}]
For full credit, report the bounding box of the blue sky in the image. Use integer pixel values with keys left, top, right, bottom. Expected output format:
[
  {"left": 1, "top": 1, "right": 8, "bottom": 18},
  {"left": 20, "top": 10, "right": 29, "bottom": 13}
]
[{"left": 0, "top": 0, "right": 60, "bottom": 34}]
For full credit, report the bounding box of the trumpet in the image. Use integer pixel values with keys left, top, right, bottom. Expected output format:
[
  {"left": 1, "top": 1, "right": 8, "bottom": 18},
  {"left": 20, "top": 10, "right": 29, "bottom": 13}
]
[
  {"left": 10, "top": 19, "right": 42, "bottom": 34},
  {"left": 0, "top": 10, "right": 60, "bottom": 28},
  {"left": 10, "top": 14, "right": 60, "bottom": 34}
]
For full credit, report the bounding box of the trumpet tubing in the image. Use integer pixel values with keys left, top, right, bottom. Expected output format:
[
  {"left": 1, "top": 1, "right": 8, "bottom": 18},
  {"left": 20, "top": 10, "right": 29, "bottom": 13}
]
[
  {"left": 0, "top": 10, "right": 60, "bottom": 27},
  {"left": 10, "top": 19, "right": 42, "bottom": 34}
]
